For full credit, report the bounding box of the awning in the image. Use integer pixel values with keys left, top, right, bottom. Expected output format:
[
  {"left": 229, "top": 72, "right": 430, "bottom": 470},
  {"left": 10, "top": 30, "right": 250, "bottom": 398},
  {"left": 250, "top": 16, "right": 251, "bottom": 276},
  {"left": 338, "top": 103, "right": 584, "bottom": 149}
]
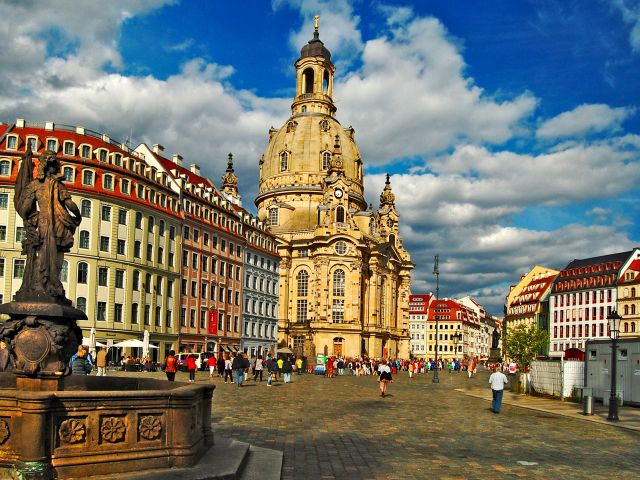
[
  {"left": 230, "top": 346, "right": 241, "bottom": 353},
  {"left": 220, "top": 346, "right": 230, "bottom": 353}
]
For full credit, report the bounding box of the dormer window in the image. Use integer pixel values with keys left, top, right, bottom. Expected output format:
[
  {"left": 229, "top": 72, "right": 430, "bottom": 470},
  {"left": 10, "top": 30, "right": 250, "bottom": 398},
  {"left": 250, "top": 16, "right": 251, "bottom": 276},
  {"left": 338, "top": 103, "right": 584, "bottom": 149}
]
[
  {"left": 62, "top": 166, "right": 74, "bottom": 182},
  {"left": 6, "top": 135, "right": 17, "bottom": 150},
  {"left": 113, "top": 153, "right": 122, "bottom": 167},
  {"left": 80, "top": 145, "right": 91, "bottom": 159},
  {"left": 82, "top": 170, "right": 94, "bottom": 186},
  {"left": 0, "top": 160, "right": 10, "bottom": 176},
  {"left": 280, "top": 151, "right": 289, "bottom": 172},
  {"left": 63, "top": 141, "right": 75, "bottom": 156},
  {"left": 26, "top": 137, "right": 38, "bottom": 151},
  {"left": 98, "top": 149, "right": 107, "bottom": 162},
  {"left": 103, "top": 174, "right": 113, "bottom": 190},
  {"left": 322, "top": 151, "right": 331, "bottom": 170},
  {"left": 121, "top": 179, "right": 130, "bottom": 195},
  {"left": 46, "top": 138, "right": 58, "bottom": 152}
]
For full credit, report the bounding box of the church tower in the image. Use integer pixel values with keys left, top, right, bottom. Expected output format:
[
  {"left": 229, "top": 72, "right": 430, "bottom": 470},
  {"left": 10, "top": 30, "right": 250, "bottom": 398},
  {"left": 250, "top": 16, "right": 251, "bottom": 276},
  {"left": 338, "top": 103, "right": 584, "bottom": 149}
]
[{"left": 255, "top": 18, "right": 413, "bottom": 359}]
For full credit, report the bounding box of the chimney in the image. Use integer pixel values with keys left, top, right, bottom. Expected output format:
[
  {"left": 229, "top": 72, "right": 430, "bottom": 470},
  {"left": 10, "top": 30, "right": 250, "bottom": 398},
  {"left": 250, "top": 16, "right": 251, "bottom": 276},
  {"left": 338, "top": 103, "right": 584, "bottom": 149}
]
[
  {"left": 190, "top": 164, "right": 201, "bottom": 176},
  {"left": 172, "top": 154, "right": 183, "bottom": 167},
  {"left": 152, "top": 144, "right": 164, "bottom": 155}
]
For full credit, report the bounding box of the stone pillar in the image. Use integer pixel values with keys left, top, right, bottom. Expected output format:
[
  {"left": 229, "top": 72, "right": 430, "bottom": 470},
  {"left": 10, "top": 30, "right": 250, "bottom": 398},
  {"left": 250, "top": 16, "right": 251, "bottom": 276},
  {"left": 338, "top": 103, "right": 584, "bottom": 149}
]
[{"left": 14, "top": 392, "right": 54, "bottom": 480}]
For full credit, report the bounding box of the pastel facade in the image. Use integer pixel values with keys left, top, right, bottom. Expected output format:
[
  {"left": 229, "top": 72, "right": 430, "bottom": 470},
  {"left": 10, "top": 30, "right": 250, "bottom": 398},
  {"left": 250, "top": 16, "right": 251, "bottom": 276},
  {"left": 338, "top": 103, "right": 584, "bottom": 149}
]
[
  {"left": 409, "top": 294, "right": 432, "bottom": 356},
  {"left": 617, "top": 249, "right": 640, "bottom": 337}
]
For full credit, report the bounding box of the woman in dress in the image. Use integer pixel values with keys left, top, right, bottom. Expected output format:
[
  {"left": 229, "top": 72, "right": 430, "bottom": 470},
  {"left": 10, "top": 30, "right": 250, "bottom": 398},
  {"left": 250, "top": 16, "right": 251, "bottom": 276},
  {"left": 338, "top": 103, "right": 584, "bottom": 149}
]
[{"left": 377, "top": 359, "right": 393, "bottom": 397}]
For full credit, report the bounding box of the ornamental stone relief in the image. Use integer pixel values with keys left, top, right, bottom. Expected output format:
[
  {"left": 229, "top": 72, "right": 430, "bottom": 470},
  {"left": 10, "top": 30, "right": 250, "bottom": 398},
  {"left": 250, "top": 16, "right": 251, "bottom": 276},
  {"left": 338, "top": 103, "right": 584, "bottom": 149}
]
[
  {"left": 0, "top": 418, "right": 10, "bottom": 445},
  {"left": 58, "top": 418, "right": 86, "bottom": 445},
  {"left": 138, "top": 415, "right": 162, "bottom": 441},
  {"left": 101, "top": 416, "right": 127, "bottom": 443}
]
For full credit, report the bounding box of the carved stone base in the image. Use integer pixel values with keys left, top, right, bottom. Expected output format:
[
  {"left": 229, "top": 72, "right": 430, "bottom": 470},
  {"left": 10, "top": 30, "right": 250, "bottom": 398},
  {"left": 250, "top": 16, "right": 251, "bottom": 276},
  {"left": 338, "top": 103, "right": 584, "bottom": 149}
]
[{"left": 0, "top": 302, "right": 85, "bottom": 377}]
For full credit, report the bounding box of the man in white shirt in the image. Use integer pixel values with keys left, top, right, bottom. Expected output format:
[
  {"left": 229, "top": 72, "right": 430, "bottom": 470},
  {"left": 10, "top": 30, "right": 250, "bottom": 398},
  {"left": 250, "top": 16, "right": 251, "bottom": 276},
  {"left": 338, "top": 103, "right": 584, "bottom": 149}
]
[{"left": 489, "top": 365, "right": 509, "bottom": 413}]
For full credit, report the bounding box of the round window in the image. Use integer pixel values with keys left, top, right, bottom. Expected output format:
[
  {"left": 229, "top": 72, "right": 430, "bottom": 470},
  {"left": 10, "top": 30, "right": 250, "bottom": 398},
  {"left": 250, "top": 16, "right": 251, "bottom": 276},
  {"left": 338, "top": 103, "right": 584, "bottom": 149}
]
[{"left": 335, "top": 241, "right": 347, "bottom": 255}]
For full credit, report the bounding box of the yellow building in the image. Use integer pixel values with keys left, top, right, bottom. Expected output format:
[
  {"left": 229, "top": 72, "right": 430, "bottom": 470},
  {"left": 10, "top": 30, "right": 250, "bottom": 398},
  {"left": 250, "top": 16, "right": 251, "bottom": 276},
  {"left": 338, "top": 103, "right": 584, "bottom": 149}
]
[
  {"left": 505, "top": 265, "right": 558, "bottom": 335},
  {"left": 618, "top": 249, "right": 640, "bottom": 337},
  {"left": 255, "top": 24, "right": 413, "bottom": 359}
]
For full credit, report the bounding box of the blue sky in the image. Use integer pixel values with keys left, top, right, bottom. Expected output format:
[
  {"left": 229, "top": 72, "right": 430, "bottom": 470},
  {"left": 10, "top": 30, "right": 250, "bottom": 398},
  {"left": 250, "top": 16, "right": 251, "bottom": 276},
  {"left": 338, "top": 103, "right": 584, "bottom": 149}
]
[{"left": 1, "top": 0, "right": 639, "bottom": 315}]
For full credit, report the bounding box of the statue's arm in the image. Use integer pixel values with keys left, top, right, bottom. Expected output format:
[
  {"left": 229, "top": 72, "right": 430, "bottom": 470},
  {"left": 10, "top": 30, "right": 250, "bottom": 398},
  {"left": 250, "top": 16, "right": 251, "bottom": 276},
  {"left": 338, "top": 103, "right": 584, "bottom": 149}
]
[{"left": 15, "top": 182, "right": 36, "bottom": 219}]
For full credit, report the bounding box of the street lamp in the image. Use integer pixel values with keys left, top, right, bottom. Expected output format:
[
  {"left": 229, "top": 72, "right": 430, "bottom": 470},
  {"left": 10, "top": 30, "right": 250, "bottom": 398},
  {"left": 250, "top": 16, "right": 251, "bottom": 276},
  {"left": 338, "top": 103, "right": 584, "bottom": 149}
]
[
  {"left": 433, "top": 255, "right": 440, "bottom": 384},
  {"left": 607, "top": 309, "right": 622, "bottom": 421}
]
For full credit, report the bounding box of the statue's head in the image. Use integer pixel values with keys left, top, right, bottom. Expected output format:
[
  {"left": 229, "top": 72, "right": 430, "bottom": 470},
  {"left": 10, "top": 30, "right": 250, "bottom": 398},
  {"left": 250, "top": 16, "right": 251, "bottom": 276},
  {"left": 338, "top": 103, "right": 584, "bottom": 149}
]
[{"left": 36, "top": 150, "right": 60, "bottom": 180}]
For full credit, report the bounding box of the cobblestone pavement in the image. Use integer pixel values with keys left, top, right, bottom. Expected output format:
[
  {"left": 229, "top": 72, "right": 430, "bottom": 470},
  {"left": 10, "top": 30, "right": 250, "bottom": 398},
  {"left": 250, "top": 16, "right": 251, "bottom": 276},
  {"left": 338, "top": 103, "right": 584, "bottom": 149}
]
[{"left": 113, "top": 369, "right": 640, "bottom": 479}]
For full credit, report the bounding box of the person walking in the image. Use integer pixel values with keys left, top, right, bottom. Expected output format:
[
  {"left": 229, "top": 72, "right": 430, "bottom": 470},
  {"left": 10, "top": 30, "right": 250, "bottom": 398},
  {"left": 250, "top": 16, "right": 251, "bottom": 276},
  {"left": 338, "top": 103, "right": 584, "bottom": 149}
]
[
  {"left": 282, "top": 357, "right": 293, "bottom": 383},
  {"left": 266, "top": 355, "right": 278, "bottom": 386},
  {"left": 163, "top": 350, "right": 178, "bottom": 381},
  {"left": 208, "top": 353, "right": 216, "bottom": 379},
  {"left": 254, "top": 355, "right": 264, "bottom": 381},
  {"left": 489, "top": 365, "right": 509, "bottom": 413},
  {"left": 186, "top": 352, "right": 197, "bottom": 383},
  {"left": 96, "top": 347, "right": 108, "bottom": 376},
  {"left": 217, "top": 354, "right": 225, "bottom": 377},
  {"left": 232, "top": 353, "right": 246, "bottom": 387},
  {"left": 71, "top": 347, "right": 92, "bottom": 375},
  {"left": 224, "top": 354, "right": 234, "bottom": 384},
  {"left": 377, "top": 359, "right": 393, "bottom": 397},
  {"left": 296, "top": 356, "right": 303, "bottom": 375}
]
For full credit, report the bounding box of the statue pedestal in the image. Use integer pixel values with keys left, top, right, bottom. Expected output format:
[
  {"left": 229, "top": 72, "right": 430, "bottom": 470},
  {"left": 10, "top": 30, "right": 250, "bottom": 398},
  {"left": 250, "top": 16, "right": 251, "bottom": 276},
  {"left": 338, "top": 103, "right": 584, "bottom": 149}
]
[
  {"left": 0, "top": 301, "right": 85, "bottom": 376},
  {"left": 488, "top": 348, "right": 502, "bottom": 363}
]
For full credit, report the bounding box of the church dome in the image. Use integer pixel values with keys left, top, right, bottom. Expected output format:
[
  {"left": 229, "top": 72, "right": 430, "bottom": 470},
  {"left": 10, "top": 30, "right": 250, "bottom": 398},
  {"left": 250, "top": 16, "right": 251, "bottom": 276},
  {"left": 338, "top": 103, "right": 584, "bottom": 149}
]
[{"left": 300, "top": 31, "right": 331, "bottom": 61}]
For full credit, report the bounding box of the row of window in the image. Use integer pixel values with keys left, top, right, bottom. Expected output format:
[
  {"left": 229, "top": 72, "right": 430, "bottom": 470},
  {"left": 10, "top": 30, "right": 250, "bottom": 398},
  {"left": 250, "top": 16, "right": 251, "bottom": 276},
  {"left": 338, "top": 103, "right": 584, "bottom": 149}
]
[
  {"left": 552, "top": 290, "right": 613, "bottom": 307},
  {"left": 6, "top": 135, "right": 122, "bottom": 163},
  {"left": 75, "top": 298, "right": 172, "bottom": 328},
  {"left": 184, "top": 226, "right": 242, "bottom": 256},
  {"left": 180, "top": 279, "right": 240, "bottom": 305},
  {"left": 245, "top": 252, "right": 278, "bottom": 272},
  {"left": 244, "top": 298, "right": 277, "bottom": 318},
  {"left": 278, "top": 150, "right": 333, "bottom": 173},
  {"left": 243, "top": 321, "right": 278, "bottom": 339},
  {"left": 245, "top": 274, "right": 277, "bottom": 295}
]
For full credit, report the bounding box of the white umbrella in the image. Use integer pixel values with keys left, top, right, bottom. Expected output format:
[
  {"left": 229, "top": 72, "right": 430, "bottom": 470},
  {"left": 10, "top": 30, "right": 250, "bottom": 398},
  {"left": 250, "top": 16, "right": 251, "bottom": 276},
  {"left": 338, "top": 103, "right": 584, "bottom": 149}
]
[
  {"left": 89, "top": 327, "right": 97, "bottom": 358},
  {"left": 95, "top": 341, "right": 107, "bottom": 348},
  {"left": 143, "top": 329, "right": 150, "bottom": 358},
  {"left": 112, "top": 339, "right": 145, "bottom": 348}
]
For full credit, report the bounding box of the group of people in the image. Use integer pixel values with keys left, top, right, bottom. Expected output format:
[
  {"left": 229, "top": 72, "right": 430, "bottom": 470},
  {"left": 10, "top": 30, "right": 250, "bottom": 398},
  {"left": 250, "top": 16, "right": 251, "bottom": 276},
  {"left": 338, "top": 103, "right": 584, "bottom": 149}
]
[{"left": 69, "top": 345, "right": 109, "bottom": 376}]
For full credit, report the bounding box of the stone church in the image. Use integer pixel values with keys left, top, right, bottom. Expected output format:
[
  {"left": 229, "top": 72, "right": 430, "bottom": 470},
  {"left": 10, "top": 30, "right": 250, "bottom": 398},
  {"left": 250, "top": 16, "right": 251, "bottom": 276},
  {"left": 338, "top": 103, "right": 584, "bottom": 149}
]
[{"left": 255, "top": 23, "right": 414, "bottom": 359}]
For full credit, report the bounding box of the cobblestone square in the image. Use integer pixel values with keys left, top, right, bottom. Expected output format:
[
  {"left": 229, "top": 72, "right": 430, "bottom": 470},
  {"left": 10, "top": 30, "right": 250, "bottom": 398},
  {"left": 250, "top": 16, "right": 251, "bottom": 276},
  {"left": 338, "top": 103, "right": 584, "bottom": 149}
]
[{"left": 179, "top": 368, "right": 640, "bottom": 479}]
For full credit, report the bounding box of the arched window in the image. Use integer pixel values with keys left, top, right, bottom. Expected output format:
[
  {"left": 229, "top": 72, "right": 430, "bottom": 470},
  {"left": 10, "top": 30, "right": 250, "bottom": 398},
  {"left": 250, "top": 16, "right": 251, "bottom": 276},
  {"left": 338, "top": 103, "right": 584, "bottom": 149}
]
[
  {"left": 624, "top": 322, "right": 629, "bottom": 333},
  {"left": 632, "top": 322, "right": 636, "bottom": 333},
  {"left": 323, "top": 70, "right": 330, "bottom": 94},
  {"left": 336, "top": 206, "right": 345, "bottom": 223},
  {"left": 0, "top": 160, "right": 10, "bottom": 176},
  {"left": 60, "top": 261, "right": 68, "bottom": 282},
  {"left": 148, "top": 215, "right": 154, "bottom": 233},
  {"left": 82, "top": 170, "right": 94, "bottom": 186},
  {"left": 135, "top": 212, "right": 142, "bottom": 229},
  {"left": 632, "top": 287, "right": 637, "bottom": 297},
  {"left": 80, "top": 199, "right": 91, "bottom": 218},
  {"left": 632, "top": 304, "right": 637, "bottom": 315},
  {"left": 76, "top": 297, "right": 87, "bottom": 313},
  {"left": 333, "top": 269, "right": 345, "bottom": 297},
  {"left": 624, "top": 305, "right": 629, "bottom": 315},
  {"left": 303, "top": 68, "right": 314, "bottom": 94},
  {"left": 297, "top": 270, "right": 309, "bottom": 297},
  {"left": 62, "top": 166, "right": 74, "bottom": 182},
  {"left": 280, "top": 151, "right": 289, "bottom": 172},
  {"left": 322, "top": 151, "right": 331, "bottom": 170},
  {"left": 79, "top": 231, "right": 90, "bottom": 249},
  {"left": 269, "top": 207, "right": 279, "bottom": 226},
  {"left": 624, "top": 288, "right": 629, "bottom": 298},
  {"left": 77, "top": 262, "right": 88, "bottom": 284}
]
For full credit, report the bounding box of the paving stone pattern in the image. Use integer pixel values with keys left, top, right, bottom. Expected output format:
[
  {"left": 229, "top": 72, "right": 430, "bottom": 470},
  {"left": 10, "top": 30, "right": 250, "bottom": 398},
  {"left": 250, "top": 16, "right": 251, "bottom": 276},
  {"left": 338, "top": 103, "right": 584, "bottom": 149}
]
[{"left": 114, "top": 369, "right": 640, "bottom": 479}]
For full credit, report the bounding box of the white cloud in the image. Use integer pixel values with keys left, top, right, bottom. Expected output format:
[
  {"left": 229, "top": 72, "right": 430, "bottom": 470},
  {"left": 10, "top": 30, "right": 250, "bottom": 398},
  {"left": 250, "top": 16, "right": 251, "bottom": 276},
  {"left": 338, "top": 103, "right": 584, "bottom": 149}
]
[
  {"left": 537, "top": 103, "right": 636, "bottom": 139},
  {"left": 610, "top": 0, "right": 640, "bottom": 53},
  {"left": 336, "top": 16, "right": 537, "bottom": 165}
]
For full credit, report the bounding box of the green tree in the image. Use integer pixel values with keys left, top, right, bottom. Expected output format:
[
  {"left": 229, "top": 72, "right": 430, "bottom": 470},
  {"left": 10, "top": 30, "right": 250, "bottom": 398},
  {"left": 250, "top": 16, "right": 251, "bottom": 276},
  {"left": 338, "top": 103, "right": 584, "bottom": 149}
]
[{"left": 503, "top": 323, "right": 549, "bottom": 368}]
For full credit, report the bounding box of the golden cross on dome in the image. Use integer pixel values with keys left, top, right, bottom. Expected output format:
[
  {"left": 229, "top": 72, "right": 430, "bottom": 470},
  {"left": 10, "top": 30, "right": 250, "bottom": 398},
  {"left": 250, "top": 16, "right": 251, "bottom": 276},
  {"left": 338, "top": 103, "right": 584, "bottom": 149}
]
[{"left": 314, "top": 15, "right": 320, "bottom": 32}]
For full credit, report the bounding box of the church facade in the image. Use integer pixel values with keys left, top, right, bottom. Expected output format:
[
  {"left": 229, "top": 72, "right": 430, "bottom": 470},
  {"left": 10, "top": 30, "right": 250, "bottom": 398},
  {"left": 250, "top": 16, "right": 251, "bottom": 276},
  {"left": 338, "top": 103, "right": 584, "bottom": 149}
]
[{"left": 255, "top": 24, "right": 414, "bottom": 359}]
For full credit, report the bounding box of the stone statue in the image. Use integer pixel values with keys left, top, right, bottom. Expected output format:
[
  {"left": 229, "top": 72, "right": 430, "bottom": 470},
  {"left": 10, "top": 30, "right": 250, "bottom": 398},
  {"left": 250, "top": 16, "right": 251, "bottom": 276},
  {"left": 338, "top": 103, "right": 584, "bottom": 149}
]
[
  {"left": 492, "top": 328, "right": 500, "bottom": 349},
  {"left": 314, "top": 15, "right": 320, "bottom": 31},
  {"left": 14, "top": 148, "right": 81, "bottom": 305}
]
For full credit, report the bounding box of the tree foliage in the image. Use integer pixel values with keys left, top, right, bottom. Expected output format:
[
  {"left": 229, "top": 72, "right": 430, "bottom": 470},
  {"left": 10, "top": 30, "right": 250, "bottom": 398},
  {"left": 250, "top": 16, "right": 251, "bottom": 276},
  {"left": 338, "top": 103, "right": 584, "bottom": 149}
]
[{"left": 503, "top": 323, "right": 549, "bottom": 368}]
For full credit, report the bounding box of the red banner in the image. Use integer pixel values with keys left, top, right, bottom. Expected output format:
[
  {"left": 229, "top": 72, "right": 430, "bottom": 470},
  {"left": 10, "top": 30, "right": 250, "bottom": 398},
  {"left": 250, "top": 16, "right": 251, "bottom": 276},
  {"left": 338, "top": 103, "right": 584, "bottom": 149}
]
[{"left": 207, "top": 310, "right": 218, "bottom": 335}]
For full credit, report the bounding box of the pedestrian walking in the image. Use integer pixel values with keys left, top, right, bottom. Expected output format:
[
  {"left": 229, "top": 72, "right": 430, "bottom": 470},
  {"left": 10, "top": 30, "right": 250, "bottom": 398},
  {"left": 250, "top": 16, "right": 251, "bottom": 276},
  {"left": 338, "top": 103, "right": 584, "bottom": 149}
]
[
  {"left": 217, "top": 354, "right": 225, "bottom": 377},
  {"left": 254, "top": 355, "right": 264, "bottom": 381},
  {"left": 71, "top": 347, "right": 92, "bottom": 375},
  {"left": 224, "top": 354, "right": 234, "bottom": 384},
  {"left": 377, "top": 359, "right": 393, "bottom": 397},
  {"left": 186, "top": 352, "right": 197, "bottom": 383},
  {"left": 282, "top": 357, "right": 293, "bottom": 383},
  {"left": 489, "top": 365, "right": 509, "bottom": 413},
  {"left": 96, "top": 347, "right": 108, "bottom": 376},
  {"left": 163, "top": 350, "right": 177, "bottom": 381},
  {"left": 232, "top": 353, "right": 248, "bottom": 387},
  {"left": 266, "top": 355, "right": 278, "bottom": 386}
]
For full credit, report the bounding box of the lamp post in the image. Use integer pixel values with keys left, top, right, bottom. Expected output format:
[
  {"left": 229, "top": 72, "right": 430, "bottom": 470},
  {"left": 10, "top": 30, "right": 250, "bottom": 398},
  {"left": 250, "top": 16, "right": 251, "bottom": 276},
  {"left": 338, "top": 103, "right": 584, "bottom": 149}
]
[
  {"left": 433, "top": 255, "right": 440, "bottom": 384},
  {"left": 607, "top": 309, "right": 622, "bottom": 421},
  {"left": 452, "top": 332, "right": 462, "bottom": 372}
]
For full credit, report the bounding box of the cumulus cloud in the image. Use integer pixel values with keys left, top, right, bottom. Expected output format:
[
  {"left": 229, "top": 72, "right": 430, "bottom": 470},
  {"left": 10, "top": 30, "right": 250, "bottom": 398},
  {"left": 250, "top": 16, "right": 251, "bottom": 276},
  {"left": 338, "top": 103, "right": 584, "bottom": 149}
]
[
  {"left": 537, "top": 103, "right": 636, "bottom": 139},
  {"left": 610, "top": 0, "right": 640, "bottom": 53},
  {"left": 335, "top": 16, "right": 537, "bottom": 165}
]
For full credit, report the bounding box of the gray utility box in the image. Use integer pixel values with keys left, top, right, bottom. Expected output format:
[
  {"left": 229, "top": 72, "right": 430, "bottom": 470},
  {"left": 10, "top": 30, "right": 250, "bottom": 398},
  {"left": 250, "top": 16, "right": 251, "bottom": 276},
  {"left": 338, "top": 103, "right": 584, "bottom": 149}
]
[{"left": 584, "top": 338, "right": 640, "bottom": 406}]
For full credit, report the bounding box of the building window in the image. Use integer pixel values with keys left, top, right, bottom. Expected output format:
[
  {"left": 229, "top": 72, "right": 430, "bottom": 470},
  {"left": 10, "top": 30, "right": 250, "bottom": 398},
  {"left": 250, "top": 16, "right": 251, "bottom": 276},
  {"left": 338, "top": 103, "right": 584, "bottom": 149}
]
[
  {"left": 79, "top": 231, "right": 90, "bottom": 249},
  {"left": 170, "top": 226, "right": 176, "bottom": 240},
  {"left": 333, "top": 269, "right": 345, "bottom": 296},
  {"left": 62, "top": 166, "right": 74, "bottom": 182},
  {"left": 98, "top": 267, "right": 108, "bottom": 286},
  {"left": 157, "top": 247, "right": 164, "bottom": 264},
  {"left": 64, "top": 141, "right": 74, "bottom": 156},
  {"left": 13, "top": 259, "right": 25, "bottom": 278},
  {"left": 6, "top": 136, "right": 17, "bottom": 149},
  {"left": 131, "top": 303, "right": 139, "bottom": 324},
  {"left": 269, "top": 208, "right": 279, "bottom": 226},
  {"left": 336, "top": 206, "right": 345, "bottom": 223},
  {"left": 76, "top": 297, "right": 87, "bottom": 314},
  {"left": 297, "top": 270, "right": 309, "bottom": 296},
  {"left": 183, "top": 226, "right": 190, "bottom": 241},
  {"left": 97, "top": 302, "right": 107, "bottom": 321},
  {"left": 280, "top": 151, "right": 289, "bottom": 171},
  {"left": 159, "top": 220, "right": 165, "bottom": 236},
  {"left": 0, "top": 193, "right": 7, "bottom": 209},
  {"left": 115, "top": 269, "right": 124, "bottom": 288},
  {"left": 0, "top": 226, "right": 5, "bottom": 241},
  {"left": 133, "top": 270, "right": 140, "bottom": 290},
  {"left": 148, "top": 216, "right": 154, "bottom": 233},
  {"left": 103, "top": 174, "right": 113, "bottom": 190},
  {"left": 322, "top": 151, "right": 331, "bottom": 170},
  {"left": 99, "top": 236, "right": 109, "bottom": 252},
  {"left": 118, "top": 209, "right": 127, "bottom": 225},
  {"left": 77, "top": 262, "right": 88, "bottom": 283},
  {"left": 80, "top": 145, "right": 91, "bottom": 158},
  {"left": 121, "top": 179, "right": 130, "bottom": 195},
  {"left": 114, "top": 303, "right": 123, "bottom": 323},
  {"left": 81, "top": 199, "right": 91, "bottom": 218},
  {"left": 0, "top": 160, "right": 10, "bottom": 176},
  {"left": 101, "top": 205, "right": 111, "bottom": 222},
  {"left": 46, "top": 139, "right": 57, "bottom": 151},
  {"left": 144, "top": 305, "right": 150, "bottom": 325},
  {"left": 146, "top": 244, "right": 153, "bottom": 262},
  {"left": 82, "top": 170, "right": 94, "bottom": 186},
  {"left": 60, "top": 260, "right": 68, "bottom": 282},
  {"left": 134, "top": 241, "right": 141, "bottom": 258},
  {"left": 135, "top": 212, "right": 142, "bottom": 229}
]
